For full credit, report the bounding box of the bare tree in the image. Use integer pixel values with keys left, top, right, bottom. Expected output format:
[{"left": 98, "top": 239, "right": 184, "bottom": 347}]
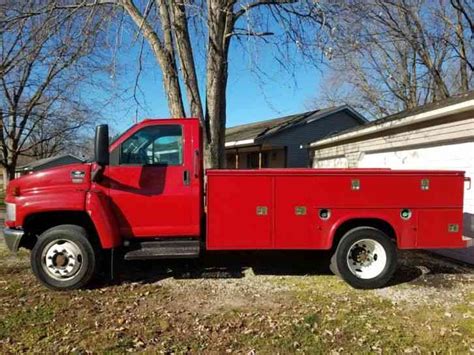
[
  {"left": 445, "top": 0, "right": 473, "bottom": 92},
  {"left": 120, "top": 0, "right": 327, "bottom": 167},
  {"left": 450, "top": 0, "right": 474, "bottom": 35},
  {"left": 57, "top": 0, "right": 325, "bottom": 168},
  {"left": 312, "top": 0, "right": 473, "bottom": 119},
  {"left": 0, "top": 2, "right": 106, "bottom": 182},
  {"left": 25, "top": 101, "right": 95, "bottom": 160}
]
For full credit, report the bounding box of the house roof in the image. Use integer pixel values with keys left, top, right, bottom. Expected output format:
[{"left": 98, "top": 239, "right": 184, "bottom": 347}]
[
  {"left": 225, "top": 105, "right": 366, "bottom": 147},
  {"left": 17, "top": 154, "right": 84, "bottom": 172},
  {"left": 309, "top": 90, "right": 474, "bottom": 149}
]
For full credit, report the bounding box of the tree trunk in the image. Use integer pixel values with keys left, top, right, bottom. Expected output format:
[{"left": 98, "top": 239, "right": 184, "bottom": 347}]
[
  {"left": 409, "top": 50, "right": 417, "bottom": 106},
  {"left": 455, "top": 7, "right": 469, "bottom": 92},
  {"left": 6, "top": 163, "right": 16, "bottom": 182},
  {"left": 6, "top": 145, "right": 18, "bottom": 182},
  {"left": 121, "top": 0, "right": 185, "bottom": 118},
  {"left": 5, "top": 135, "right": 18, "bottom": 182},
  {"left": 2, "top": 168, "right": 8, "bottom": 190},
  {"left": 204, "top": 0, "right": 234, "bottom": 169},
  {"left": 170, "top": 1, "right": 204, "bottom": 120},
  {"left": 406, "top": 7, "right": 450, "bottom": 99}
]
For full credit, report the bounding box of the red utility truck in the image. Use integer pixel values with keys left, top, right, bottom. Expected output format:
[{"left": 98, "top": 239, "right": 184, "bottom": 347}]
[{"left": 3, "top": 118, "right": 472, "bottom": 290}]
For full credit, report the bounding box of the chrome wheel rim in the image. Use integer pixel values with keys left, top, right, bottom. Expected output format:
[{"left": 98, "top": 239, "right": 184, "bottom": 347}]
[
  {"left": 41, "top": 240, "right": 83, "bottom": 281},
  {"left": 346, "top": 239, "right": 387, "bottom": 279}
]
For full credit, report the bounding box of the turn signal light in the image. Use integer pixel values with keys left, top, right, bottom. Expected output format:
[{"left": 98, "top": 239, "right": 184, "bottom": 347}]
[{"left": 12, "top": 186, "right": 21, "bottom": 196}]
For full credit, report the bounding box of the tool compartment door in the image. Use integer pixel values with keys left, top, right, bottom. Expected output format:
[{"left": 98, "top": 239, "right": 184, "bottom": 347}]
[
  {"left": 417, "top": 209, "right": 465, "bottom": 248},
  {"left": 207, "top": 174, "right": 273, "bottom": 249},
  {"left": 274, "top": 176, "right": 320, "bottom": 248}
]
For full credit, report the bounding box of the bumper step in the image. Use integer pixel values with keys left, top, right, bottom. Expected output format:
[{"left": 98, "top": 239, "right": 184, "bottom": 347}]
[{"left": 124, "top": 239, "right": 200, "bottom": 260}]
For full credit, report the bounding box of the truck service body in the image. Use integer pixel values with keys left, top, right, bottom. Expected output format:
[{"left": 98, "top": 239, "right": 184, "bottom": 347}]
[{"left": 3, "top": 118, "right": 472, "bottom": 289}]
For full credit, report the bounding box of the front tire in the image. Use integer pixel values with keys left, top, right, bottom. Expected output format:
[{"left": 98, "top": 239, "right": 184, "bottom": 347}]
[
  {"left": 31, "top": 225, "right": 97, "bottom": 290},
  {"left": 331, "top": 227, "right": 397, "bottom": 289}
]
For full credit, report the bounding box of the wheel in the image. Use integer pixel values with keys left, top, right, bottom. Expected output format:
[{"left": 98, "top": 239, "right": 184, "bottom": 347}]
[
  {"left": 31, "top": 225, "right": 97, "bottom": 290},
  {"left": 331, "top": 227, "right": 397, "bottom": 289}
]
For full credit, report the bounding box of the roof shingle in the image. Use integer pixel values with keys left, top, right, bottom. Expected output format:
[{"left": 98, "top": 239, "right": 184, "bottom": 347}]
[{"left": 225, "top": 105, "right": 364, "bottom": 143}]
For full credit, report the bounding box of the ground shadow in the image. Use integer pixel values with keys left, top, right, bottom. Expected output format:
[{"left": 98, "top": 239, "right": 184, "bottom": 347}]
[
  {"left": 89, "top": 249, "right": 473, "bottom": 289},
  {"left": 90, "top": 250, "right": 332, "bottom": 288},
  {"left": 390, "top": 249, "right": 474, "bottom": 288}
]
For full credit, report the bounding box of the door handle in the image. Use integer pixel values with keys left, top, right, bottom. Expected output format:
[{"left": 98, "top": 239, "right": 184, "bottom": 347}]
[
  {"left": 183, "top": 170, "right": 190, "bottom": 186},
  {"left": 193, "top": 150, "right": 200, "bottom": 178}
]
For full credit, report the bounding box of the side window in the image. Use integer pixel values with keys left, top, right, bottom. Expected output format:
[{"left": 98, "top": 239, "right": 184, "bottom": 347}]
[{"left": 120, "top": 125, "right": 183, "bottom": 165}]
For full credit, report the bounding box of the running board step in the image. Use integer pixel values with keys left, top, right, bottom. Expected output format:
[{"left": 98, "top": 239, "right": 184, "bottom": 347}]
[{"left": 124, "top": 240, "right": 200, "bottom": 260}]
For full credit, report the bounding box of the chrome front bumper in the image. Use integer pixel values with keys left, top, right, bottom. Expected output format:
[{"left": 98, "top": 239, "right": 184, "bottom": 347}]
[{"left": 3, "top": 228, "right": 24, "bottom": 253}]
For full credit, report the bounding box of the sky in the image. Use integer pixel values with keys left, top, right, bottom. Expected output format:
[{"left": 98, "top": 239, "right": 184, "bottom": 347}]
[{"left": 96, "top": 23, "right": 325, "bottom": 134}]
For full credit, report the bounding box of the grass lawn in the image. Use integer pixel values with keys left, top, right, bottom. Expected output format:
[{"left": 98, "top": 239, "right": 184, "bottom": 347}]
[{"left": 0, "top": 242, "right": 473, "bottom": 353}]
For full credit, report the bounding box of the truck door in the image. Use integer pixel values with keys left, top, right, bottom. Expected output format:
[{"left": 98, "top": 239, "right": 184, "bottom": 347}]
[{"left": 104, "top": 120, "right": 201, "bottom": 238}]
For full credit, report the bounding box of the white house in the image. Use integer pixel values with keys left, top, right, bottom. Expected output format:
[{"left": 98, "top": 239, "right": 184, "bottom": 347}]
[{"left": 309, "top": 91, "right": 474, "bottom": 264}]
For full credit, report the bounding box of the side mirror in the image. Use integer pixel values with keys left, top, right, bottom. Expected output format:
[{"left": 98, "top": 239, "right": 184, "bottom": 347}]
[{"left": 94, "top": 124, "right": 109, "bottom": 166}]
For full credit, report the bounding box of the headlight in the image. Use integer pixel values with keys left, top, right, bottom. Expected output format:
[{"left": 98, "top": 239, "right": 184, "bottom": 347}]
[{"left": 5, "top": 203, "right": 16, "bottom": 222}]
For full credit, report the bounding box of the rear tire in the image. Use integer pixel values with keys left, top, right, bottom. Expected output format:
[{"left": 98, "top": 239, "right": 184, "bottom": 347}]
[
  {"left": 31, "top": 225, "right": 97, "bottom": 290},
  {"left": 331, "top": 227, "right": 397, "bottom": 289}
]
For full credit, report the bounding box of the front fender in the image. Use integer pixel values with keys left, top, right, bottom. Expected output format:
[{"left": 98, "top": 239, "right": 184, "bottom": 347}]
[
  {"left": 12, "top": 191, "right": 86, "bottom": 228},
  {"left": 86, "top": 190, "right": 121, "bottom": 249}
]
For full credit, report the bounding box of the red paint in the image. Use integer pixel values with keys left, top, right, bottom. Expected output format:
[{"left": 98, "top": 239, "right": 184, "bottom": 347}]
[
  {"left": 206, "top": 175, "right": 273, "bottom": 249},
  {"left": 85, "top": 189, "right": 121, "bottom": 249},
  {"left": 4, "top": 118, "right": 470, "bottom": 253},
  {"left": 206, "top": 170, "right": 466, "bottom": 250},
  {"left": 5, "top": 163, "right": 91, "bottom": 228}
]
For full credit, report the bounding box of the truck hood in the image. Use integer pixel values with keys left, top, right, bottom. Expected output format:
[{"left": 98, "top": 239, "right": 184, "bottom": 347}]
[{"left": 7, "top": 162, "right": 92, "bottom": 197}]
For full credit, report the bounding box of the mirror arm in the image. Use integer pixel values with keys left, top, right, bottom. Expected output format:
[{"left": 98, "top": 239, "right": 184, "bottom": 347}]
[{"left": 91, "top": 164, "right": 104, "bottom": 183}]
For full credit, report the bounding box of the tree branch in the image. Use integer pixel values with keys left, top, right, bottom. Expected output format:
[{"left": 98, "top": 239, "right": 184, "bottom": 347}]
[
  {"left": 226, "top": 28, "right": 274, "bottom": 38},
  {"left": 233, "top": 0, "right": 297, "bottom": 20}
]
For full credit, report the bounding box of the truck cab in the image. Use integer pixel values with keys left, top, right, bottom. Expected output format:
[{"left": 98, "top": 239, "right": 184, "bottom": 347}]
[{"left": 103, "top": 118, "right": 202, "bottom": 238}]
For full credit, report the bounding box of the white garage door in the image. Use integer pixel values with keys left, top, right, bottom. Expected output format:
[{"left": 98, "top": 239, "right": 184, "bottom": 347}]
[
  {"left": 358, "top": 142, "right": 474, "bottom": 214},
  {"left": 314, "top": 157, "right": 349, "bottom": 168}
]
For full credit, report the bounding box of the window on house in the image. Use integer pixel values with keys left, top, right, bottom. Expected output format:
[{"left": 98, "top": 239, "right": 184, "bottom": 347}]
[
  {"left": 246, "top": 151, "right": 269, "bottom": 168},
  {"left": 226, "top": 153, "right": 236, "bottom": 169}
]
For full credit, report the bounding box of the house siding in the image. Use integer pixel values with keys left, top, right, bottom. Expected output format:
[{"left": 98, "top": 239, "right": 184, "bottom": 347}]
[
  {"left": 312, "top": 113, "right": 474, "bottom": 264},
  {"left": 264, "top": 111, "right": 363, "bottom": 167}
]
